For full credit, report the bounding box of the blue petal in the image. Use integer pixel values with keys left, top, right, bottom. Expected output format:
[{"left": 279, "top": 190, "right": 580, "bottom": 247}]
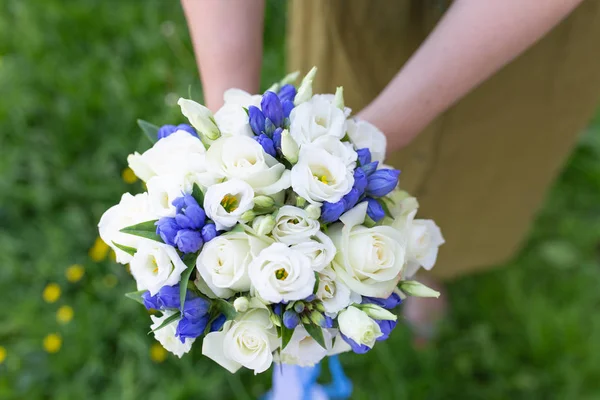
[
  {"left": 366, "top": 169, "right": 400, "bottom": 197},
  {"left": 261, "top": 91, "right": 284, "bottom": 127},
  {"left": 366, "top": 197, "right": 385, "bottom": 221},
  {"left": 248, "top": 106, "right": 266, "bottom": 135}
]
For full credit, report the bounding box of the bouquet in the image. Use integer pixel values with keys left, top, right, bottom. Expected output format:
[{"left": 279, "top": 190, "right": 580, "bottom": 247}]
[{"left": 98, "top": 68, "right": 444, "bottom": 374}]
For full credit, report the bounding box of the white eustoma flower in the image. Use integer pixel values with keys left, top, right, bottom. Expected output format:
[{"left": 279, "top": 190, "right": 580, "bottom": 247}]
[
  {"left": 329, "top": 202, "right": 407, "bottom": 298},
  {"left": 126, "top": 130, "right": 211, "bottom": 182},
  {"left": 290, "top": 231, "right": 336, "bottom": 272},
  {"left": 312, "top": 135, "right": 357, "bottom": 171},
  {"left": 337, "top": 306, "right": 382, "bottom": 349},
  {"left": 291, "top": 146, "right": 354, "bottom": 204},
  {"left": 196, "top": 231, "right": 270, "bottom": 298},
  {"left": 315, "top": 267, "right": 352, "bottom": 314},
  {"left": 346, "top": 118, "right": 387, "bottom": 164},
  {"left": 145, "top": 173, "right": 200, "bottom": 218},
  {"left": 178, "top": 98, "right": 220, "bottom": 140},
  {"left": 213, "top": 89, "right": 261, "bottom": 139},
  {"left": 130, "top": 241, "right": 189, "bottom": 296},
  {"left": 151, "top": 310, "right": 194, "bottom": 358},
  {"left": 203, "top": 179, "right": 255, "bottom": 231},
  {"left": 202, "top": 308, "right": 278, "bottom": 374},
  {"left": 278, "top": 326, "right": 333, "bottom": 367},
  {"left": 222, "top": 88, "right": 262, "bottom": 108},
  {"left": 289, "top": 95, "right": 346, "bottom": 145},
  {"left": 271, "top": 206, "right": 320, "bottom": 245},
  {"left": 248, "top": 243, "right": 316, "bottom": 303},
  {"left": 206, "top": 136, "right": 291, "bottom": 196},
  {"left": 400, "top": 210, "right": 445, "bottom": 278},
  {"left": 98, "top": 192, "right": 156, "bottom": 264}
]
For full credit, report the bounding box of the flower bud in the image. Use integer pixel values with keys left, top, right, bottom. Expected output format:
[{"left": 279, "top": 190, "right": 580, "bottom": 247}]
[
  {"left": 270, "top": 312, "right": 282, "bottom": 327},
  {"left": 252, "top": 215, "right": 276, "bottom": 236},
  {"left": 309, "top": 311, "right": 326, "bottom": 327},
  {"left": 177, "top": 98, "right": 221, "bottom": 141},
  {"left": 295, "top": 196, "right": 306, "bottom": 208},
  {"left": 315, "top": 302, "right": 326, "bottom": 313},
  {"left": 300, "top": 314, "right": 311, "bottom": 325},
  {"left": 293, "top": 302, "right": 305, "bottom": 314},
  {"left": 361, "top": 161, "right": 379, "bottom": 177},
  {"left": 261, "top": 91, "right": 284, "bottom": 127},
  {"left": 366, "top": 169, "right": 401, "bottom": 198},
  {"left": 334, "top": 86, "right": 344, "bottom": 110},
  {"left": 399, "top": 280, "right": 441, "bottom": 298},
  {"left": 294, "top": 66, "right": 317, "bottom": 106},
  {"left": 281, "top": 129, "right": 299, "bottom": 164},
  {"left": 253, "top": 195, "right": 275, "bottom": 210},
  {"left": 279, "top": 70, "right": 300, "bottom": 86},
  {"left": 357, "top": 304, "right": 397, "bottom": 321},
  {"left": 305, "top": 204, "right": 321, "bottom": 220},
  {"left": 200, "top": 223, "right": 218, "bottom": 243},
  {"left": 321, "top": 200, "right": 345, "bottom": 224},
  {"left": 283, "top": 310, "right": 300, "bottom": 329},
  {"left": 233, "top": 297, "right": 249, "bottom": 313},
  {"left": 278, "top": 84, "right": 297, "bottom": 103},
  {"left": 248, "top": 106, "right": 266, "bottom": 135},
  {"left": 356, "top": 148, "right": 372, "bottom": 166},
  {"left": 366, "top": 198, "right": 385, "bottom": 222},
  {"left": 240, "top": 210, "right": 256, "bottom": 223}
]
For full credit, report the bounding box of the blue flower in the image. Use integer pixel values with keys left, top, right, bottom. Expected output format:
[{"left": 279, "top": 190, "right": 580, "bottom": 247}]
[
  {"left": 261, "top": 91, "right": 284, "bottom": 127},
  {"left": 365, "top": 197, "right": 385, "bottom": 221},
  {"left": 282, "top": 100, "right": 295, "bottom": 118},
  {"left": 283, "top": 310, "right": 300, "bottom": 329},
  {"left": 278, "top": 84, "right": 297, "bottom": 103},
  {"left": 201, "top": 223, "right": 217, "bottom": 243},
  {"left": 142, "top": 291, "right": 161, "bottom": 310},
  {"left": 155, "top": 284, "right": 182, "bottom": 309},
  {"left": 172, "top": 194, "right": 199, "bottom": 213},
  {"left": 155, "top": 217, "right": 179, "bottom": 247},
  {"left": 342, "top": 188, "right": 361, "bottom": 210},
  {"left": 324, "top": 315, "right": 334, "bottom": 329},
  {"left": 366, "top": 169, "right": 400, "bottom": 197},
  {"left": 362, "top": 293, "right": 402, "bottom": 309},
  {"left": 353, "top": 168, "right": 368, "bottom": 194},
  {"left": 376, "top": 319, "right": 397, "bottom": 341},
  {"left": 176, "top": 314, "right": 210, "bottom": 343},
  {"left": 254, "top": 133, "right": 277, "bottom": 157},
  {"left": 360, "top": 161, "right": 379, "bottom": 177},
  {"left": 248, "top": 106, "right": 266, "bottom": 135},
  {"left": 176, "top": 123, "right": 198, "bottom": 138},
  {"left": 340, "top": 333, "right": 371, "bottom": 354},
  {"left": 182, "top": 296, "right": 211, "bottom": 322},
  {"left": 264, "top": 117, "right": 276, "bottom": 135},
  {"left": 209, "top": 314, "right": 227, "bottom": 332},
  {"left": 356, "top": 148, "right": 371, "bottom": 166},
  {"left": 272, "top": 303, "right": 283, "bottom": 316},
  {"left": 272, "top": 127, "right": 283, "bottom": 152},
  {"left": 175, "top": 204, "right": 206, "bottom": 230},
  {"left": 321, "top": 200, "right": 346, "bottom": 223},
  {"left": 174, "top": 229, "right": 203, "bottom": 254},
  {"left": 157, "top": 124, "right": 178, "bottom": 140}
]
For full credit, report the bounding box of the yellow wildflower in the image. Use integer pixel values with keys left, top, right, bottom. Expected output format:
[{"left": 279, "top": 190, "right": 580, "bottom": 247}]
[
  {"left": 65, "top": 264, "right": 85, "bottom": 283},
  {"left": 43, "top": 334, "right": 62, "bottom": 353},
  {"left": 0, "top": 346, "right": 6, "bottom": 364},
  {"left": 89, "top": 237, "right": 109, "bottom": 262},
  {"left": 121, "top": 167, "right": 138, "bottom": 184},
  {"left": 57, "top": 305, "right": 74, "bottom": 324},
  {"left": 150, "top": 343, "right": 167, "bottom": 363},
  {"left": 42, "top": 283, "right": 61, "bottom": 303}
]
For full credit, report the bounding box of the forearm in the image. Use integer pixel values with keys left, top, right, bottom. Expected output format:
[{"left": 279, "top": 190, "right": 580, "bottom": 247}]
[
  {"left": 358, "top": 0, "right": 584, "bottom": 152},
  {"left": 181, "top": 0, "right": 265, "bottom": 111}
]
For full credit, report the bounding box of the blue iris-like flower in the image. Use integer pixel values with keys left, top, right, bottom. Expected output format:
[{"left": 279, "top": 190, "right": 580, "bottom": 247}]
[
  {"left": 282, "top": 100, "right": 295, "bottom": 119},
  {"left": 248, "top": 106, "right": 266, "bottom": 135},
  {"left": 342, "top": 188, "right": 361, "bottom": 210},
  {"left": 362, "top": 293, "right": 402, "bottom": 309},
  {"left": 360, "top": 161, "right": 379, "bottom": 177},
  {"left": 182, "top": 296, "right": 211, "bottom": 322},
  {"left": 365, "top": 197, "right": 385, "bottom": 221},
  {"left": 353, "top": 168, "right": 368, "bottom": 194},
  {"left": 174, "top": 229, "right": 203, "bottom": 254},
  {"left": 321, "top": 200, "right": 346, "bottom": 223},
  {"left": 201, "top": 224, "right": 217, "bottom": 243},
  {"left": 254, "top": 133, "right": 277, "bottom": 157},
  {"left": 155, "top": 217, "right": 179, "bottom": 247},
  {"left": 356, "top": 148, "right": 372, "bottom": 166},
  {"left": 176, "top": 314, "right": 210, "bottom": 343},
  {"left": 283, "top": 310, "right": 300, "bottom": 329},
  {"left": 366, "top": 169, "right": 400, "bottom": 197},
  {"left": 209, "top": 314, "right": 227, "bottom": 332},
  {"left": 376, "top": 320, "right": 397, "bottom": 341},
  {"left": 261, "top": 91, "right": 284, "bottom": 127},
  {"left": 341, "top": 333, "right": 372, "bottom": 354},
  {"left": 157, "top": 123, "right": 198, "bottom": 140},
  {"left": 278, "top": 84, "right": 297, "bottom": 103},
  {"left": 272, "top": 127, "right": 283, "bottom": 153}
]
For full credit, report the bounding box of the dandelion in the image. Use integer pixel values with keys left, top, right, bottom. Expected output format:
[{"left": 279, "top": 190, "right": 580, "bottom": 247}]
[
  {"left": 43, "top": 334, "right": 61, "bottom": 353},
  {"left": 121, "top": 167, "right": 138, "bottom": 184},
  {"left": 43, "top": 283, "right": 61, "bottom": 303},
  {"left": 0, "top": 346, "right": 6, "bottom": 364},
  {"left": 65, "top": 264, "right": 85, "bottom": 283},
  {"left": 57, "top": 305, "right": 74, "bottom": 324},
  {"left": 150, "top": 343, "right": 167, "bottom": 363},
  {"left": 89, "top": 237, "right": 109, "bottom": 262}
]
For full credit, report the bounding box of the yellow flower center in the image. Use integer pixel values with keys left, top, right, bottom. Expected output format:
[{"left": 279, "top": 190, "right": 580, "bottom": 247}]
[
  {"left": 314, "top": 174, "right": 329, "bottom": 184},
  {"left": 220, "top": 193, "right": 240, "bottom": 213},
  {"left": 275, "top": 268, "right": 289, "bottom": 281}
]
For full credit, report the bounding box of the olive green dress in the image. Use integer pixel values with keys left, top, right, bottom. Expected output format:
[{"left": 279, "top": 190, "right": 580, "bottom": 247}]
[{"left": 288, "top": 0, "right": 600, "bottom": 279}]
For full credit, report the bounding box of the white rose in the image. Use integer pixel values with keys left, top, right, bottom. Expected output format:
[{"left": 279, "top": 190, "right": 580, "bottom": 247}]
[
  {"left": 278, "top": 326, "right": 332, "bottom": 367},
  {"left": 271, "top": 206, "right": 320, "bottom": 245},
  {"left": 329, "top": 202, "right": 406, "bottom": 298},
  {"left": 127, "top": 130, "right": 209, "bottom": 182},
  {"left": 202, "top": 308, "right": 278, "bottom": 374},
  {"left": 346, "top": 119, "right": 387, "bottom": 164},
  {"left": 203, "top": 179, "right": 255, "bottom": 231},
  {"left": 289, "top": 95, "right": 346, "bottom": 146},
  {"left": 315, "top": 267, "right": 352, "bottom": 314},
  {"left": 312, "top": 135, "right": 357, "bottom": 171},
  {"left": 248, "top": 243, "right": 316, "bottom": 303},
  {"left": 337, "top": 306, "right": 382, "bottom": 349},
  {"left": 151, "top": 311, "right": 194, "bottom": 358},
  {"left": 290, "top": 231, "right": 336, "bottom": 272},
  {"left": 401, "top": 210, "right": 445, "bottom": 277},
  {"left": 98, "top": 192, "right": 156, "bottom": 264},
  {"left": 196, "top": 231, "right": 270, "bottom": 298},
  {"left": 291, "top": 146, "right": 354, "bottom": 204},
  {"left": 206, "top": 136, "right": 291, "bottom": 196},
  {"left": 129, "top": 241, "right": 189, "bottom": 296}
]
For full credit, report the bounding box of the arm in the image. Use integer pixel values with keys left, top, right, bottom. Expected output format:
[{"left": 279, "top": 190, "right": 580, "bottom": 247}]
[
  {"left": 181, "top": 0, "right": 265, "bottom": 112},
  {"left": 358, "top": 0, "right": 584, "bottom": 152}
]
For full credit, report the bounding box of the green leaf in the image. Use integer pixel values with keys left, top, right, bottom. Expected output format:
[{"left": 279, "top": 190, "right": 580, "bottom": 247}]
[
  {"left": 179, "top": 254, "right": 198, "bottom": 313},
  {"left": 125, "top": 290, "right": 147, "bottom": 306},
  {"left": 192, "top": 183, "right": 204, "bottom": 207},
  {"left": 149, "top": 312, "right": 180, "bottom": 334},
  {"left": 313, "top": 272, "right": 320, "bottom": 294},
  {"left": 112, "top": 241, "right": 136, "bottom": 256},
  {"left": 137, "top": 119, "right": 159, "bottom": 144},
  {"left": 303, "top": 323, "right": 326, "bottom": 349},
  {"left": 120, "top": 220, "right": 161, "bottom": 242},
  {"left": 242, "top": 107, "right": 249, "bottom": 116},
  {"left": 214, "top": 298, "right": 238, "bottom": 320},
  {"left": 376, "top": 198, "right": 393, "bottom": 219},
  {"left": 281, "top": 325, "right": 294, "bottom": 350}
]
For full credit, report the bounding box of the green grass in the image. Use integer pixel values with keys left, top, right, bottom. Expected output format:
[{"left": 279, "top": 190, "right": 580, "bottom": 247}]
[{"left": 1, "top": 1, "right": 599, "bottom": 399}]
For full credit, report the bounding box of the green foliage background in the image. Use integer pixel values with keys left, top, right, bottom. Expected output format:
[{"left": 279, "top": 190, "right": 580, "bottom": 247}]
[{"left": 1, "top": 1, "right": 599, "bottom": 399}]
